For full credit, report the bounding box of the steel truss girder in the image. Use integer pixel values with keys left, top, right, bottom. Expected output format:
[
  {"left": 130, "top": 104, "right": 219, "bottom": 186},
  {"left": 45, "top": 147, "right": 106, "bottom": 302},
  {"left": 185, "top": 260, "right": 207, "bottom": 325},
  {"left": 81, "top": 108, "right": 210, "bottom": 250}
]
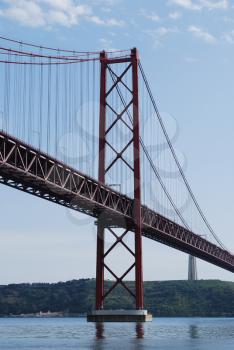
[{"left": 0, "top": 130, "right": 233, "bottom": 273}]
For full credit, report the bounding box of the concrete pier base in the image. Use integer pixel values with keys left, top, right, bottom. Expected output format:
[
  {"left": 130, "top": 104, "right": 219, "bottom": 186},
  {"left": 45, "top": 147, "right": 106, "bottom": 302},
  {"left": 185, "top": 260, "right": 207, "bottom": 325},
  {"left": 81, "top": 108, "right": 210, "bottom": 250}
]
[{"left": 87, "top": 310, "right": 152, "bottom": 322}]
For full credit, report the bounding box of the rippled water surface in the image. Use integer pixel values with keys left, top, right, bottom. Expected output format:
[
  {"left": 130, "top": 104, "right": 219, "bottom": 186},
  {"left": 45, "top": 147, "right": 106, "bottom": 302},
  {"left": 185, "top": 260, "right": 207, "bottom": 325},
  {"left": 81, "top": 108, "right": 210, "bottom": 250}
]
[{"left": 0, "top": 317, "right": 233, "bottom": 349}]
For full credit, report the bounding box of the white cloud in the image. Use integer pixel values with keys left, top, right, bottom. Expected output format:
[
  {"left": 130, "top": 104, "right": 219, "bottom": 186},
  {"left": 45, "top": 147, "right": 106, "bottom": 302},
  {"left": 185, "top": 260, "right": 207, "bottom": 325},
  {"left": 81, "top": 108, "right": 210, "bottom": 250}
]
[
  {"left": 169, "top": 0, "right": 201, "bottom": 10},
  {"left": 223, "top": 16, "right": 234, "bottom": 23},
  {"left": 169, "top": 11, "right": 182, "bottom": 19},
  {"left": 87, "top": 0, "right": 123, "bottom": 12},
  {"left": 47, "top": 10, "right": 72, "bottom": 26},
  {"left": 140, "top": 9, "right": 161, "bottom": 22},
  {"left": 222, "top": 30, "right": 234, "bottom": 44},
  {"left": 184, "top": 56, "right": 198, "bottom": 63},
  {"left": 100, "top": 38, "right": 112, "bottom": 45},
  {"left": 188, "top": 25, "right": 217, "bottom": 44},
  {"left": 0, "top": 0, "right": 45, "bottom": 27},
  {"left": 201, "top": 0, "right": 229, "bottom": 9},
  {"left": 101, "top": 7, "right": 112, "bottom": 13},
  {"left": 41, "top": 0, "right": 87, "bottom": 13},
  {"left": 99, "top": 38, "right": 118, "bottom": 51},
  {"left": 154, "top": 26, "right": 179, "bottom": 36},
  {"left": 0, "top": 0, "right": 123, "bottom": 28},
  {"left": 88, "top": 15, "right": 124, "bottom": 26},
  {"left": 145, "top": 26, "right": 179, "bottom": 46},
  {"left": 91, "top": 0, "right": 122, "bottom": 5},
  {"left": 169, "top": 0, "right": 229, "bottom": 11},
  {"left": 99, "top": 37, "right": 112, "bottom": 47}
]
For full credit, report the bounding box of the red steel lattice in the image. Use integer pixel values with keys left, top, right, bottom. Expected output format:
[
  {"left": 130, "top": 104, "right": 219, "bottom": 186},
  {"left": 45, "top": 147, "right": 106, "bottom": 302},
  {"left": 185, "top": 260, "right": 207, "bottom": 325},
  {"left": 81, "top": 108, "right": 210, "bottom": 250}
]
[
  {"left": 95, "top": 48, "right": 144, "bottom": 310},
  {"left": 0, "top": 130, "right": 233, "bottom": 274}
]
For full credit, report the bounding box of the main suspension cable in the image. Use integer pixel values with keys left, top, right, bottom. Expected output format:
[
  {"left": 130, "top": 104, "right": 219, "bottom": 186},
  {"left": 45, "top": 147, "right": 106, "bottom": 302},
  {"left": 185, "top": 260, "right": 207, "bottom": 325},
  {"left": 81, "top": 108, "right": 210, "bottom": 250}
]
[
  {"left": 138, "top": 61, "right": 228, "bottom": 251},
  {"left": 108, "top": 68, "right": 191, "bottom": 230}
]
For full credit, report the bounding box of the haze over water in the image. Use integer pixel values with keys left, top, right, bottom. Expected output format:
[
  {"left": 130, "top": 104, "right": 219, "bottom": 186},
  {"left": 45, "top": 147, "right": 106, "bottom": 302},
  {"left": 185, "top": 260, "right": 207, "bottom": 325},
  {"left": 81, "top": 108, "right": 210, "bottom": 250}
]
[{"left": 0, "top": 317, "right": 233, "bottom": 349}]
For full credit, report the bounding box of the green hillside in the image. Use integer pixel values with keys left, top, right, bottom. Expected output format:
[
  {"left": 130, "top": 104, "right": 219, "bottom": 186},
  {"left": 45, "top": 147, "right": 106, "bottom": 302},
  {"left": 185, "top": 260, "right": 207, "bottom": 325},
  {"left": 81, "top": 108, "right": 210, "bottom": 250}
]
[{"left": 0, "top": 279, "right": 233, "bottom": 317}]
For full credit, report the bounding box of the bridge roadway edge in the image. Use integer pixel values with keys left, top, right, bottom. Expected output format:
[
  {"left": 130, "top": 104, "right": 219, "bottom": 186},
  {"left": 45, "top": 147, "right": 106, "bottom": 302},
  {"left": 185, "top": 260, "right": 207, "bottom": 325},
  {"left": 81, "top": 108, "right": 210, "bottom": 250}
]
[{"left": 0, "top": 130, "right": 233, "bottom": 274}]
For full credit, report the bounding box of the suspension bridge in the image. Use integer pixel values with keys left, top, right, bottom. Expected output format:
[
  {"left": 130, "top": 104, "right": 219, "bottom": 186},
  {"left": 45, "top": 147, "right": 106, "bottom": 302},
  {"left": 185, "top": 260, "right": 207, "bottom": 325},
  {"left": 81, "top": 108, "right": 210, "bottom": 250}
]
[{"left": 0, "top": 37, "right": 233, "bottom": 322}]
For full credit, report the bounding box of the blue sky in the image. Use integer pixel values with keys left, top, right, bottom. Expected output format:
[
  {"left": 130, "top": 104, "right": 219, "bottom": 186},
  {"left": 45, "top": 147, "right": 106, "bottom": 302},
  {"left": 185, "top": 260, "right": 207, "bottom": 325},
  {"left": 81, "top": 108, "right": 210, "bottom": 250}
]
[{"left": 0, "top": 0, "right": 233, "bottom": 284}]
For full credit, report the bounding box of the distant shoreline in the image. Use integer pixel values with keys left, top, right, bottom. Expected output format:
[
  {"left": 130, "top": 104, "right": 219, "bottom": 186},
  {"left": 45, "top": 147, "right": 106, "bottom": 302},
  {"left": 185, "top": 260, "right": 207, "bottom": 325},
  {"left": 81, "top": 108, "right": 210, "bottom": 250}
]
[
  {"left": 0, "top": 279, "right": 233, "bottom": 318},
  {"left": 2, "top": 315, "right": 234, "bottom": 319}
]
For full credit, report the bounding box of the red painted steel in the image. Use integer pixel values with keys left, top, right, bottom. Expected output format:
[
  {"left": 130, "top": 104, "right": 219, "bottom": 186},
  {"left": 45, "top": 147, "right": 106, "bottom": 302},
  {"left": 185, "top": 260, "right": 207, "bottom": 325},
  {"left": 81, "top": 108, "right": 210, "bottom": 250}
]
[
  {"left": 96, "top": 51, "right": 107, "bottom": 310},
  {"left": 94, "top": 48, "right": 145, "bottom": 310},
  {"left": 0, "top": 130, "right": 233, "bottom": 273},
  {"left": 96, "top": 222, "right": 105, "bottom": 309},
  {"left": 98, "top": 50, "right": 107, "bottom": 185},
  {"left": 131, "top": 48, "right": 144, "bottom": 309}
]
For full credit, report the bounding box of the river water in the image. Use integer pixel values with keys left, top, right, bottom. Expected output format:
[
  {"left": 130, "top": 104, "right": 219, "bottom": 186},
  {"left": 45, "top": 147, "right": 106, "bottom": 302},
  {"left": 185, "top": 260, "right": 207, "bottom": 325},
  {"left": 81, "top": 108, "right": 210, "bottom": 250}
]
[{"left": 0, "top": 317, "right": 233, "bottom": 349}]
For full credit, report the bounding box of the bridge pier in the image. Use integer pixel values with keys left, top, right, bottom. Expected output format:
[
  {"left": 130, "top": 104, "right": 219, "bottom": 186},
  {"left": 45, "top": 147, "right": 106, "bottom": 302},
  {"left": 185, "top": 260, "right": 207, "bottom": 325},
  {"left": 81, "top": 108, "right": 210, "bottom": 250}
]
[{"left": 87, "top": 310, "right": 152, "bottom": 322}]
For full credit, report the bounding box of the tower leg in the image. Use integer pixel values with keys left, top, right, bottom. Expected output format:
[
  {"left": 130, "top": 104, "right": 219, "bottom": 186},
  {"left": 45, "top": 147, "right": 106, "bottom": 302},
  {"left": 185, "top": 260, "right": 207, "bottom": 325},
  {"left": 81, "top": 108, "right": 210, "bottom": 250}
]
[
  {"left": 132, "top": 48, "right": 144, "bottom": 310},
  {"left": 188, "top": 255, "right": 198, "bottom": 280},
  {"left": 95, "top": 223, "right": 104, "bottom": 310},
  {"left": 95, "top": 51, "right": 107, "bottom": 310}
]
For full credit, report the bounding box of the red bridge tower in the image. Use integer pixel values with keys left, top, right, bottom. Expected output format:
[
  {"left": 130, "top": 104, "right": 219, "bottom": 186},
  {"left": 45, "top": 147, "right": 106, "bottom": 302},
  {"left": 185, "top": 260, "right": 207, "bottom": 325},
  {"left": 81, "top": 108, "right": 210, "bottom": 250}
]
[{"left": 88, "top": 48, "right": 151, "bottom": 322}]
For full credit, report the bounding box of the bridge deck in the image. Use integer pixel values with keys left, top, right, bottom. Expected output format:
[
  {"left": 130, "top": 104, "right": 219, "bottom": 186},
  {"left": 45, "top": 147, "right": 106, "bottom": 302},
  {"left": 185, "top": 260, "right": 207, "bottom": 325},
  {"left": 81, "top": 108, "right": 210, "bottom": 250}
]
[{"left": 0, "top": 130, "right": 233, "bottom": 273}]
